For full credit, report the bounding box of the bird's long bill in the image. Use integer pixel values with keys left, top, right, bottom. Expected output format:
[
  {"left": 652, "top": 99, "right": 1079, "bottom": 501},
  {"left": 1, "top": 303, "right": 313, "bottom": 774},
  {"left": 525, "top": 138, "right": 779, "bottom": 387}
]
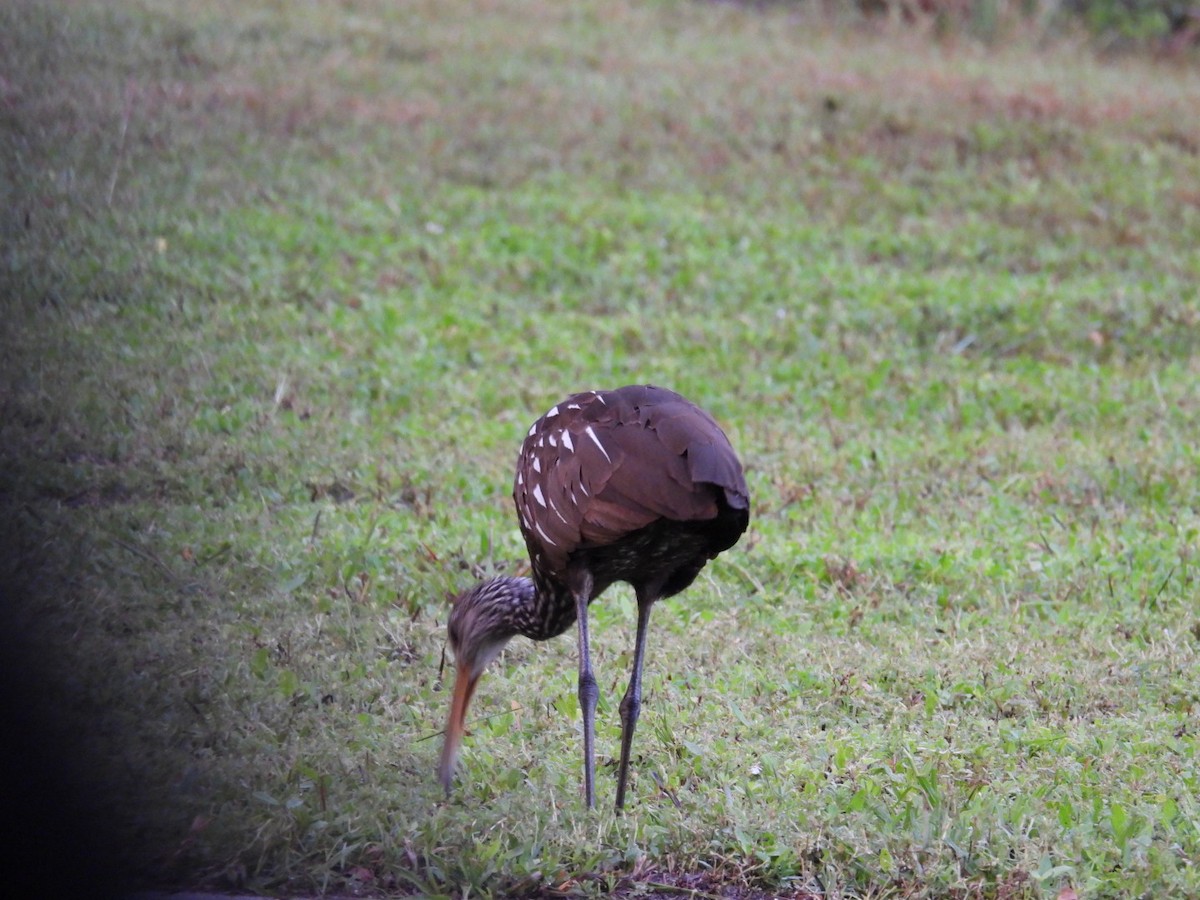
[{"left": 438, "top": 661, "right": 480, "bottom": 795}]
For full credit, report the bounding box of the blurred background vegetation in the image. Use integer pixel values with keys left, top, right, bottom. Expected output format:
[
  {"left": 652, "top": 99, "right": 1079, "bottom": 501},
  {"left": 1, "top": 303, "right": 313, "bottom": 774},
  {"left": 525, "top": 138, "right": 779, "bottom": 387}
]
[{"left": 762, "top": 0, "right": 1200, "bottom": 51}]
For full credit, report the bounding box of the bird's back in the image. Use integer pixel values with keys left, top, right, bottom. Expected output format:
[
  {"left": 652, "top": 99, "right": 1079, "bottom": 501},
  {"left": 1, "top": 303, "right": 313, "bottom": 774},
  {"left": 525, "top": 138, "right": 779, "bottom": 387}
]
[{"left": 513, "top": 385, "right": 748, "bottom": 633}]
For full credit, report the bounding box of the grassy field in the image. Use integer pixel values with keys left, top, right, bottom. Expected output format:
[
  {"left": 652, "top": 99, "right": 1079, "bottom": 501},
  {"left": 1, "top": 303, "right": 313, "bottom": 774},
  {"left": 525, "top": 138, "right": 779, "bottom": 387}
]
[{"left": 3, "top": 1, "right": 1200, "bottom": 897}]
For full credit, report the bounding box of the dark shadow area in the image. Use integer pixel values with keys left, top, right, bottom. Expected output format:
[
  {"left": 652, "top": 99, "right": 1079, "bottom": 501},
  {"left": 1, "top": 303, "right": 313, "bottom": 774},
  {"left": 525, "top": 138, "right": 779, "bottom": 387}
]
[{"left": 0, "top": 561, "right": 131, "bottom": 900}]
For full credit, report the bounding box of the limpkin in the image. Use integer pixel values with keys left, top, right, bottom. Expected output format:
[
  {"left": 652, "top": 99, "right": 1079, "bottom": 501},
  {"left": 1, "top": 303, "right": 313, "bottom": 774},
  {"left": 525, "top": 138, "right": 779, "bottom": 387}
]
[{"left": 438, "top": 384, "right": 749, "bottom": 810}]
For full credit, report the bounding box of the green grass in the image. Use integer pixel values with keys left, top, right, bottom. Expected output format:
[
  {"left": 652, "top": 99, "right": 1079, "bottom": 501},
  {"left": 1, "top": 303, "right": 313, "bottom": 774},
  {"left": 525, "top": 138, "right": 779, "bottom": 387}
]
[{"left": 3, "top": 0, "right": 1200, "bottom": 897}]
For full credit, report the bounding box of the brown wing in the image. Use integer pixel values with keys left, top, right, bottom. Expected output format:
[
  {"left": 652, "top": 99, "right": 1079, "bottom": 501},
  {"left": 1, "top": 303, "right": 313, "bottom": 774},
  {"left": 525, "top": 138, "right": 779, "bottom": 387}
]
[{"left": 513, "top": 384, "right": 748, "bottom": 575}]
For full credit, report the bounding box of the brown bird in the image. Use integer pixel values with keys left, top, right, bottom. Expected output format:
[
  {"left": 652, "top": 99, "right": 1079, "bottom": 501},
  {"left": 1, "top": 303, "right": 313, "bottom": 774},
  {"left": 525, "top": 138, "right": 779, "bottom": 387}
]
[{"left": 439, "top": 384, "right": 749, "bottom": 810}]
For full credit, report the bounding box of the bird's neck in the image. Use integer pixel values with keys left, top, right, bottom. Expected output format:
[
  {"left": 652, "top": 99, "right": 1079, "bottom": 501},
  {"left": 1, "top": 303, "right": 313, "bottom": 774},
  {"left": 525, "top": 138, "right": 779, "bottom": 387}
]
[
  {"left": 477, "top": 575, "right": 538, "bottom": 617},
  {"left": 470, "top": 574, "right": 577, "bottom": 643}
]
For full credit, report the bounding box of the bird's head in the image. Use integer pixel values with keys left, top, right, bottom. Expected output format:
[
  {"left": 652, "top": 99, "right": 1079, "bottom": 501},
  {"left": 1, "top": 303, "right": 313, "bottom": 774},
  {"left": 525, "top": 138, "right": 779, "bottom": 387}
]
[{"left": 438, "top": 577, "right": 531, "bottom": 795}]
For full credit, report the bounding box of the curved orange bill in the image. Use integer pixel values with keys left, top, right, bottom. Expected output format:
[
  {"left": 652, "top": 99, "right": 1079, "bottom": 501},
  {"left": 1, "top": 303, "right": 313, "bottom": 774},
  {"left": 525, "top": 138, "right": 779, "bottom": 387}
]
[{"left": 438, "top": 661, "right": 480, "bottom": 795}]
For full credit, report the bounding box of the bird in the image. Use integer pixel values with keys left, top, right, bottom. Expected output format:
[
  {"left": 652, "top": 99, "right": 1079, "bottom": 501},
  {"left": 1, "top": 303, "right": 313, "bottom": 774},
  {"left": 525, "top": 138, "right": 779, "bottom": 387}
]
[{"left": 438, "top": 384, "right": 749, "bottom": 810}]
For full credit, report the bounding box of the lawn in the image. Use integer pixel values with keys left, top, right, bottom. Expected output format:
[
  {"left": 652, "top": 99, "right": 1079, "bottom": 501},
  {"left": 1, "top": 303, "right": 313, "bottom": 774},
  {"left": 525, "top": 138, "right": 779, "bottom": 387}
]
[{"left": 2, "top": 1, "right": 1199, "bottom": 897}]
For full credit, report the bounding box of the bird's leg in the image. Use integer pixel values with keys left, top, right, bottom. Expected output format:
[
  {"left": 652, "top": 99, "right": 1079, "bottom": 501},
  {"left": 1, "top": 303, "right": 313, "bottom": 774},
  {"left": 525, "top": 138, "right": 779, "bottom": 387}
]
[
  {"left": 573, "top": 573, "right": 598, "bottom": 809},
  {"left": 615, "top": 596, "right": 655, "bottom": 811}
]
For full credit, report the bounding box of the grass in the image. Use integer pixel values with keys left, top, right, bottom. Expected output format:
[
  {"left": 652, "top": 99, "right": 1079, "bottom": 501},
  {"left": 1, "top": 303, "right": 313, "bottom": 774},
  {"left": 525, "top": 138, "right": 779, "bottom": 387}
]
[{"left": 2, "top": 0, "right": 1199, "bottom": 897}]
